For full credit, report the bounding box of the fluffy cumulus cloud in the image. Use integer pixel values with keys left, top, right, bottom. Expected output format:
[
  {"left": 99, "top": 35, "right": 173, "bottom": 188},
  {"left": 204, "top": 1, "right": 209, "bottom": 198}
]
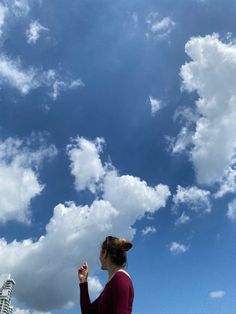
[
  {"left": 149, "top": 96, "right": 165, "bottom": 115},
  {"left": 209, "top": 290, "right": 226, "bottom": 299},
  {"left": 0, "top": 136, "right": 170, "bottom": 311},
  {"left": 227, "top": 199, "right": 236, "bottom": 220},
  {"left": 176, "top": 34, "right": 236, "bottom": 196},
  {"left": 67, "top": 136, "right": 105, "bottom": 193},
  {"left": 0, "top": 134, "right": 57, "bottom": 224},
  {"left": 0, "top": 55, "right": 84, "bottom": 98},
  {"left": 173, "top": 185, "right": 211, "bottom": 214},
  {"left": 169, "top": 242, "right": 189, "bottom": 255},
  {"left": 146, "top": 12, "right": 175, "bottom": 39},
  {"left": 26, "top": 20, "right": 48, "bottom": 44},
  {"left": 103, "top": 170, "right": 170, "bottom": 228}
]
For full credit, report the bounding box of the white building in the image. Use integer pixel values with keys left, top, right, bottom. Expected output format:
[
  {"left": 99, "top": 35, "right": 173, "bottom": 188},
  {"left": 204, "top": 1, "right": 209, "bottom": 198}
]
[{"left": 0, "top": 276, "right": 15, "bottom": 314}]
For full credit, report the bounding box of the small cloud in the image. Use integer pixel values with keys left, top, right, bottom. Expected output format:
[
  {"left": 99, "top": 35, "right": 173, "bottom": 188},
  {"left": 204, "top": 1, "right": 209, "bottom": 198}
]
[
  {"left": 169, "top": 241, "right": 189, "bottom": 255},
  {"left": 26, "top": 20, "right": 48, "bottom": 44},
  {"left": 209, "top": 290, "right": 225, "bottom": 299},
  {"left": 146, "top": 13, "right": 175, "bottom": 40},
  {"left": 131, "top": 12, "right": 138, "bottom": 25},
  {"left": 175, "top": 211, "right": 191, "bottom": 225},
  {"left": 0, "top": 54, "right": 40, "bottom": 94},
  {"left": 149, "top": 96, "right": 165, "bottom": 115},
  {"left": 169, "top": 126, "right": 193, "bottom": 154},
  {"left": 141, "top": 226, "right": 157, "bottom": 236},
  {"left": 46, "top": 70, "right": 85, "bottom": 100},
  {"left": 227, "top": 199, "right": 236, "bottom": 220},
  {"left": 173, "top": 185, "right": 211, "bottom": 214}
]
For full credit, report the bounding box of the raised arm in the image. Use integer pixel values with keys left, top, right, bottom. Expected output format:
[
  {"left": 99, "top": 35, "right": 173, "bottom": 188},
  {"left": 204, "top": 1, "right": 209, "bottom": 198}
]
[{"left": 78, "top": 263, "right": 99, "bottom": 314}]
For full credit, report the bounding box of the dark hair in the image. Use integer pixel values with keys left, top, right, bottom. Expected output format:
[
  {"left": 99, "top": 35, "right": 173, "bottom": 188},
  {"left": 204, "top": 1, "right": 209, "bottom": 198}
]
[{"left": 101, "top": 236, "right": 133, "bottom": 268}]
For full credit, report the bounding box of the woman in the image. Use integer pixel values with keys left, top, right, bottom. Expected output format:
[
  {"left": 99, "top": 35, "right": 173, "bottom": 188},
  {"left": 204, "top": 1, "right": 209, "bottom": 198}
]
[{"left": 78, "top": 235, "right": 134, "bottom": 314}]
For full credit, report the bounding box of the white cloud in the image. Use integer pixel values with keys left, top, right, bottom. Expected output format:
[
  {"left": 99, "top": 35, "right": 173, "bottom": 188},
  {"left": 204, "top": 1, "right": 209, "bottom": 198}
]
[
  {"left": 0, "top": 0, "right": 31, "bottom": 44},
  {"left": 0, "top": 56, "right": 84, "bottom": 98},
  {"left": 178, "top": 34, "right": 236, "bottom": 193},
  {"left": 146, "top": 13, "right": 175, "bottom": 39},
  {"left": 227, "top": 199, "right": 236, "bottom": 220},
  {"left": 0, "top": 136, "right": 170, "bottom": 311},
  {"left": 14, "top": 307, "right": 51, "bottom": 314},
  {"left": 0, "top": 55, "right": 40, "bottom": 94},
  {"left": 87, "top": 276, "right": 103, "bottom": 299},
  {"left": 209, "top": 290, "right": 225, "bottom": 299},
  {"left": 149, "top": 96, "right": 165, "bottom": 115},
  {"left": 169, "top": 242, "right": 189, "bottom": 255},
  {"left": 67, "top": 137, "right": 105, "bottom": 193},
  {"left": 0, "top": 135, "right": 57, "bottom": 224},
  {"left": 50, "top": 77, "right": 85, "bottom": 101},
  {"left": 0, "top": 3, "right": 8, "bottom": 37},
  {"left": 170, "top": 126, "right": 193, "bottom": 154},
  {"left": 173, "top": 185, "right": 211, "bottom": 214},
  {"left": 175, "top": 211, "right": 191, "bottom": 225},
  {"left": 103, "top": 170, "right": 170, "bottom": 227},
  {"left": 0, "top": 273, "right": 11, "bottom": 287},
  {"left": 9, "top": 0, "right": 30, "bottom": 17},
  {"left": 26, "top": 21, "right": 48, "bottom": 44},
  {"left": 141, "top": 226, "right": 157, "bottom": 236},
  {"left": 214, "top": 164, "right": 236, "bottom": 198}
]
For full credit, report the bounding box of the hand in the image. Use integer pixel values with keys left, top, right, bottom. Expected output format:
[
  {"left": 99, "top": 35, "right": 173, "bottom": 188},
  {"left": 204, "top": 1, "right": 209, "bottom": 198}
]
[{"left": 78, "top": 262, "right": 89, "bottom": 283}]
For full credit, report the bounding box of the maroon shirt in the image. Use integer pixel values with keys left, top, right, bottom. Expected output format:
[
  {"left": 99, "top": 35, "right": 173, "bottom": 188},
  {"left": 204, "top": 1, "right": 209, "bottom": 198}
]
[{"left": 80, "top": 271, "right": 134, "bottom": 314}]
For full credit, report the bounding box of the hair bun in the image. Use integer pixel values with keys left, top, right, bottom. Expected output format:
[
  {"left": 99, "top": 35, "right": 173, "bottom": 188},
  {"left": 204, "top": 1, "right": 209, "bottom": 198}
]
[{"left": 119, "top": 239, "right": 133, "bottom": 251}]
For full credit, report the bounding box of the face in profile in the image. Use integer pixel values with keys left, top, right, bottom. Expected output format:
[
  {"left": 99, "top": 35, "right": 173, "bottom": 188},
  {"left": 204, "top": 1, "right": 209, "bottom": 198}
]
[{"left": 99, "top": 249, "right": 107, "bottom": 270}]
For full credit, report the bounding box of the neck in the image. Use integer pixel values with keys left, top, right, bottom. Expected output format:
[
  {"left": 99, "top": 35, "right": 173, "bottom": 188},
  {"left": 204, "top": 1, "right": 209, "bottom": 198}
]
[{"left": 107, "top": 265, "right": 123, "bottom": 280}]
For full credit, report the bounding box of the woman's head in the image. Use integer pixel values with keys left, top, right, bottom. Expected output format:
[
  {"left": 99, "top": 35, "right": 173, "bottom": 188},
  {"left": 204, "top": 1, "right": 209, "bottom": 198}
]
[{"left": 100, "top": 236, "right": 133, "bottom": 269}]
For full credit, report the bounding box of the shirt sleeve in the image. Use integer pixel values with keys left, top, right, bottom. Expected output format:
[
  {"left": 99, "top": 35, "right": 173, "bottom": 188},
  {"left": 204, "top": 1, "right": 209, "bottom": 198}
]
[
  {"left": 79, "top": 282, "right": 99, "bottom": 314},
  {"left": 111, "top": 276, "right": 130, "bottom": 314}
]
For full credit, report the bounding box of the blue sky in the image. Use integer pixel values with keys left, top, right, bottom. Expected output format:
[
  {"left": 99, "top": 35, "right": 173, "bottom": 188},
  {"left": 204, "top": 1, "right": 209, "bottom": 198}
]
[{"left": 0, "top": 0, "right": 236, "bottom": 314}]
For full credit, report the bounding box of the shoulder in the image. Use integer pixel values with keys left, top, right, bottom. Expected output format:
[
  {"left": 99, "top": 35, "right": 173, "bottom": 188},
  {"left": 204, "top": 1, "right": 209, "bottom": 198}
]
[{"left": 110, "top": 271, "right": 133, "bottom": 287}]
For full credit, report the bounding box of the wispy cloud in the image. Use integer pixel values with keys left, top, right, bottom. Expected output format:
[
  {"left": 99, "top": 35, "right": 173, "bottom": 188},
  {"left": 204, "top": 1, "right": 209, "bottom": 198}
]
[
  {"left": 141, "top": 226, "right": 157, "bottom": 236},
  {"left": 0, "top": 55, "right": 84, "bottom": 98},
  {"left": 146, "top": 13, "right": 175, "bottom": 39},
  {"left": 0, "top": 3, "right": 8, "bottom": 37},
  {"left": 209, "top": 290, "right": 226, "bottom": 299},
  {"left": 175, "top": 211, "right": 191, "bottom": 226},
  {"left": 26, "top": 20, "right": 48, "bottom": 44},
  {"left": 227, "top": 199, "right": 236, "bottom": 220},
  {"left": 0, "top": 55, "right": 40, "bottom": 94},
  {"left": 149, "top": 96, "right": 165, "bottom": 115}
]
